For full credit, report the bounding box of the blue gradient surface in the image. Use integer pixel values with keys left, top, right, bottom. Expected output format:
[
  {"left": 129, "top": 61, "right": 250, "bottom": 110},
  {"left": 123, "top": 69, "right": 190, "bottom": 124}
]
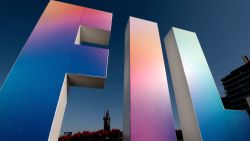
[{"left": 0, "top": 1, "right": 110, "bottom": 140}]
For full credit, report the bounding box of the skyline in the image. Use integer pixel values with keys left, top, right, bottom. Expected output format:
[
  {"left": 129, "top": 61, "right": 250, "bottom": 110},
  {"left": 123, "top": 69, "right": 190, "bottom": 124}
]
[{"left": 0, "top": 0, "right": 250, "bottom": 135}]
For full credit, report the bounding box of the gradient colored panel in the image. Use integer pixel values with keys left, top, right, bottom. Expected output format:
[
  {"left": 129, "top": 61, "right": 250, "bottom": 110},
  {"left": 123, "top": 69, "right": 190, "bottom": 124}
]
[
  {"left": 0, "top": 1, "right": 112, "bottom": 140},
  {"left": 165, "top": 27, "right": 250, "bottom": 141},
  {"left": 124, "top": 17, "right": 176, "bottom": 141},
  {"left": 80, "top": 7, "right": 112, "bottom": 31}
]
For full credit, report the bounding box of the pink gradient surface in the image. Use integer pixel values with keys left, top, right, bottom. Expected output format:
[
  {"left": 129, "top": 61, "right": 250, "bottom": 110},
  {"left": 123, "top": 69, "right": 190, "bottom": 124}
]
[
  {"left": 81, "top": 7, "right": 112, "bottom": 31},
  {"left": 129, "top": 17, "right": 176, "bottom": 141},
  {"left": 31, "top": 1, "right": 112, "bottom": 42}
]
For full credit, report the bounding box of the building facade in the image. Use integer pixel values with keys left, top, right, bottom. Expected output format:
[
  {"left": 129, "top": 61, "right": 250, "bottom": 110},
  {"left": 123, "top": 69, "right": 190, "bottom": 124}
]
[{"left": 221, "top": 56, "right": 250, "bottom": 115}]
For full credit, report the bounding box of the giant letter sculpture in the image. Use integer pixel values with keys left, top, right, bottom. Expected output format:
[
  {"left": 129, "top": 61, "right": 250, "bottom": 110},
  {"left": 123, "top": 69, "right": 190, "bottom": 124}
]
[
  {"left": 0, "top": 1, "right": 112, "bottom": 141},
  {"left": 123, "top": 17, "right": 176, "bottom": 141},
  {"left": 164, "top": 27, "right": 250, "bottom": 141}
]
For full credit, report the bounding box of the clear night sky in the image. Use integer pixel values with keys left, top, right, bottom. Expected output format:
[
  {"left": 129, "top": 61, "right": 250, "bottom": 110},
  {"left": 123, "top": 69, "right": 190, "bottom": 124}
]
[{"left": 0, "top": 0, "right": 250, "bottom": 135}]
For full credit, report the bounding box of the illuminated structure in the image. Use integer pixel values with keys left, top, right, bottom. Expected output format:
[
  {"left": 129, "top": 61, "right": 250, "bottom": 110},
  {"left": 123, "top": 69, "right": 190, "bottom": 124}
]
[
  {"left": 123, "top": 17, "right": 176, "bottom": 141},
  {"left": 221, "top": 56, "right": 250, "bottom": 115},
  {"left": 164, "top": 27, "right": 250, "bottom": 141},
  {"left": 0, "top": 1, "right": 112, "bottom": 141},
  {"left": 1, "top": 1, "right": 250, "bottom": 141}
]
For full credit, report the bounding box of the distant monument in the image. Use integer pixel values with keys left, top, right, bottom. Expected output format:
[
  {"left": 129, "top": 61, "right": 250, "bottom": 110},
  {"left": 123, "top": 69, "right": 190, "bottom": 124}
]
[
  {"left": 59, "top": 110, "right": 122, "bottom": 140},
  {"left": 103, "top": 110, "right": 111, "bottom": 131}
]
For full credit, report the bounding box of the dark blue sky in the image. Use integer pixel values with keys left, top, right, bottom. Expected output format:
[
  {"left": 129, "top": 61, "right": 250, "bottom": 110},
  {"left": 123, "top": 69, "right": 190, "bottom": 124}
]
[{"left": 0, "top": 0, "right": 250, "bottom": 134}]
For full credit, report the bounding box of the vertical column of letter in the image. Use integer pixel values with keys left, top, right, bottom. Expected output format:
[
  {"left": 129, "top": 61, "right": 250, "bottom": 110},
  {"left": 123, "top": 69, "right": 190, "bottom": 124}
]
[
  {"left": 164, "top": 27, "right": 250, "bottom": 141},
  {"left": 124, "top": 17, "right": 176, "bottom": 141}
]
